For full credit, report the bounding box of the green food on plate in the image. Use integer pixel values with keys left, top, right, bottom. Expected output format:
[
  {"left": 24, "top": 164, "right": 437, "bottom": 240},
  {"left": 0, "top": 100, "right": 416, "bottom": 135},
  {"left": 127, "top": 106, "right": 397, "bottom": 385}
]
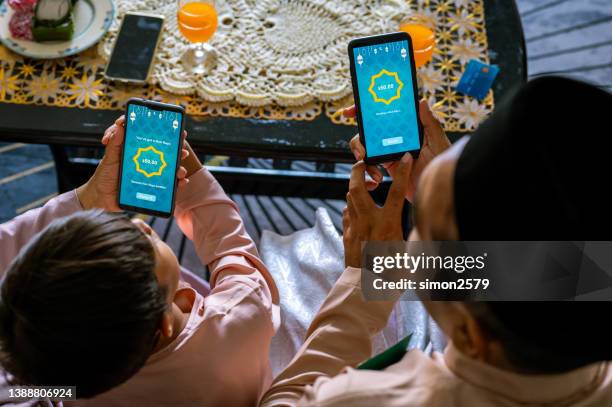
[
  {"left": 32, "top": 17, "right": 74, "bottom": 41},
  {"left": 32, "top": 0, "right": 78, "bottom": 42}
]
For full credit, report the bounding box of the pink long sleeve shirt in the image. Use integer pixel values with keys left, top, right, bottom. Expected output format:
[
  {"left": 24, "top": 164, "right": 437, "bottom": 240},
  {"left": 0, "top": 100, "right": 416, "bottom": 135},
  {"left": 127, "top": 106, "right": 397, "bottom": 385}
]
[
  {"left": 0, "top": 168, "right": 280, "bottom": 407},
  {"left": 261, "top": 267, "right": 612, "bottom": 407}
]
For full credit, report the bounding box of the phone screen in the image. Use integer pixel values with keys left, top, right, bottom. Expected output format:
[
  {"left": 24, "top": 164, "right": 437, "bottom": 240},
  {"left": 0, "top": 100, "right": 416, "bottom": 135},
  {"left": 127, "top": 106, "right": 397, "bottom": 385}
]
[
  {"left": 119, "top": 104, "right": 183, "bottom": 216},
  {"left": 352, "top": 39, "right": 420, "bottom": 158},
  {"left": 105, "top": 14, "right": 163, "bottom": 82}
]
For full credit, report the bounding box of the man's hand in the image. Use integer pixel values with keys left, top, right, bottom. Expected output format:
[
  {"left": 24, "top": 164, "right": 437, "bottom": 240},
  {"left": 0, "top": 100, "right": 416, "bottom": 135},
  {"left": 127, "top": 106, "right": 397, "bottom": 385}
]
[
  {"left": 76, "top": 116, "right": 191, "bottom": 211},
  {"left": 344, "top": 99, "right": 450, "bottom": 202},
  {"left": 343, "top": 154, "right": 413, "bottom": 268}
]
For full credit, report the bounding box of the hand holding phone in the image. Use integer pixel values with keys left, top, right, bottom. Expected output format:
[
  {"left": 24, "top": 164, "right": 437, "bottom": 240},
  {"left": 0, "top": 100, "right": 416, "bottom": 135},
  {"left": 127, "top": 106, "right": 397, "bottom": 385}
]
[
  {"left": 76, "top": 115, "right": 190, "bottom": 213},
  {"left": 118, "top": 99, "right": 186, "bottom": 217},
  {"left": 345, "top": 99, "right": 451, "bottom": 202},
  {"left": 348, "top": 32, "right": 423, "bottom": 165}
]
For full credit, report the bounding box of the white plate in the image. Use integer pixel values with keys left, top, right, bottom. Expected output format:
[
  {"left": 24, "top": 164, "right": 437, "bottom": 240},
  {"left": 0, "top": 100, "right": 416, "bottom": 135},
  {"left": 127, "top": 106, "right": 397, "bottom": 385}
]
[{"left": 0, "top": 0, "right": 114, "bottom": 59}]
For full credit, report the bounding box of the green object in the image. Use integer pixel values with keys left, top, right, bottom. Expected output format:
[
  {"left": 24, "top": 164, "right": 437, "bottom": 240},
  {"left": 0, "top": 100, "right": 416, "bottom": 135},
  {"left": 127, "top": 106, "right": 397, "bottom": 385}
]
[
  {"left": 32, "top": 17, "right": 75, "bottom": 42},
  {"left": 32, "top": 0, "right": 79, "bottom": 42},
  {"left": 357, "top": 334, "right": 412, "bottom": 371}
]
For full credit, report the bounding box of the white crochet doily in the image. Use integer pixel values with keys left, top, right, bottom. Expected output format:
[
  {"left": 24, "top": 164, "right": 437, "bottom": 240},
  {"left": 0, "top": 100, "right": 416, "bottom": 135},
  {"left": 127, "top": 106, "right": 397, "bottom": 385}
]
[
  {"left": 0, "top": 0, "right": 493, "bottom": 132},
  {"left": 99, "top": 0, "right": 409, "bottom": 107}
]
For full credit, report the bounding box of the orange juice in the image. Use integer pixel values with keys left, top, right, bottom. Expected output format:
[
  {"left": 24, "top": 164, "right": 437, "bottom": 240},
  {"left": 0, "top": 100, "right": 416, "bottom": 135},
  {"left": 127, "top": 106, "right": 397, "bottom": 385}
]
[
  {"left": 178, "top": 2, "right": 218, "bottom": 43},
  {"left": 399, "top": 23, "right": 435, "bottom": 67}
]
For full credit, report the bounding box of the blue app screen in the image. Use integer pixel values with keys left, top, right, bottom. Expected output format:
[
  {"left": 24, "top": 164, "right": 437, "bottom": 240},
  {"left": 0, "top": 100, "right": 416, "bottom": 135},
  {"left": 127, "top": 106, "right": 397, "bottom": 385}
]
[
  {"left": 353, "top": 39, "right": 420, "bottom": 158},
  {"left": 119, "top": 104, "right": 182, "bottom": 214}
]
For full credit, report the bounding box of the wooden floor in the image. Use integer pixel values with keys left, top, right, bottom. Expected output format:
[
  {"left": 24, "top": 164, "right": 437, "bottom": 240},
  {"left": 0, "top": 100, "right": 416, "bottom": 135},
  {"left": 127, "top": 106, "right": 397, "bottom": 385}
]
[
  {"left": 144, "top": 185, "right": 346, "bottom": 280},
  {"left": 224, "top": 159, "right": 351, "bottom": 243},
  {"left": 517, "top": 0, "right": 612, "bottom": 89},
  {"left": 1, "top": 1, "right": 611, "bottom": 266}
]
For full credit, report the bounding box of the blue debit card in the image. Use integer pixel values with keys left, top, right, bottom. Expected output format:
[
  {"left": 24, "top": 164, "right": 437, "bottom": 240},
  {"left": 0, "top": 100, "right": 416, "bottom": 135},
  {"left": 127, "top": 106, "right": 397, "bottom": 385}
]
[{"left": 456, "top": 59, "right": 500, "bottom": 100}]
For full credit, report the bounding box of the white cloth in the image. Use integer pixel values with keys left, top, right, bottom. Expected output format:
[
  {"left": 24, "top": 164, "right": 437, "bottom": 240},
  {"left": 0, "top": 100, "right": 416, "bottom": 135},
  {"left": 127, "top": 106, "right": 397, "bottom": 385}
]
[{"left": 261, "top": 208, "right": 445, "bottom": 375}]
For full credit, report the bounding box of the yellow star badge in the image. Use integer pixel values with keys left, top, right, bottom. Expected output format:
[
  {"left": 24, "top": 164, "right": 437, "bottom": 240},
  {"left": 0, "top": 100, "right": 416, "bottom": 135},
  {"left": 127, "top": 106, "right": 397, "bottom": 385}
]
[
  {"left": 133, "top": 146, "right": 167, "bottom": 178},
  {"left": 368, "top": 69, "right": 404, "bottom": 105}
]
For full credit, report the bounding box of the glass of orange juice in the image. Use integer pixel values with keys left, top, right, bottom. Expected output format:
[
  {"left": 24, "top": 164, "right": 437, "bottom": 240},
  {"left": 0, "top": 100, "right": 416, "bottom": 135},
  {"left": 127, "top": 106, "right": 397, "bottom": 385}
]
[
  {"left": 178, "top": 0, "right": 219, "bottom": 74},
  {"left": 399, "top": 22, "right": 435, "bottom": 68}
]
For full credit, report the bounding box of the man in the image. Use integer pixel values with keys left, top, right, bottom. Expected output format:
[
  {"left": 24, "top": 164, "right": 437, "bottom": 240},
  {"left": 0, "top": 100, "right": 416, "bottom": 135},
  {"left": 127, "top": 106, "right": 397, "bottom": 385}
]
[{"left": 260, "top": 77, "right": 612, "bottom": 406}]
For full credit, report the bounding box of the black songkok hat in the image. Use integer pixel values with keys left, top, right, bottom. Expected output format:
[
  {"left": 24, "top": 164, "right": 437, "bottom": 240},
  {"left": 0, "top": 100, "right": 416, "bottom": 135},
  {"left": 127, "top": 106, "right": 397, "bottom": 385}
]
[
  {"left": 454, "top": 76, "right": 612, "bottom": 241},
  {"left": 453, "top": 77, "right": 612, "bottom": 368}
]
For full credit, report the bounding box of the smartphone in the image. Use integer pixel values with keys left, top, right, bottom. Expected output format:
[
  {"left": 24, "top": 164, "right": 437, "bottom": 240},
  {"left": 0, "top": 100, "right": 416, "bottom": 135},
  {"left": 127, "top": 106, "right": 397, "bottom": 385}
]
[
  {"left": 105, "top": 13, "right": 164, "bottom": 84},
  {"left": 348, "top": 32, "right": 423, "bottom": 165},
  {"left": 118, "top": 98, "right": 185, "bottom": 218}
]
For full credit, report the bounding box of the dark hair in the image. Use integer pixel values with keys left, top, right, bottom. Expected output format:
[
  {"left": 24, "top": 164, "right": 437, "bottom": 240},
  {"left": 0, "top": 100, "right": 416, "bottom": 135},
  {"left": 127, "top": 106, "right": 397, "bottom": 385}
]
[{"left": 0, "top": 210, "right": 167, "bottom": 398}]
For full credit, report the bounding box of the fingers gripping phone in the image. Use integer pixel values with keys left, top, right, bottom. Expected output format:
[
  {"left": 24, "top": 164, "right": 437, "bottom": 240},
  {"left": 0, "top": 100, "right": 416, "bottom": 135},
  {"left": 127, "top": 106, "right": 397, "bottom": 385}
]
[
  {"left": 348, "top": 32, "right": 423, "bottom": 165},
  {"left": 118, "top": 98, "right": 185, "bottom": 218}
]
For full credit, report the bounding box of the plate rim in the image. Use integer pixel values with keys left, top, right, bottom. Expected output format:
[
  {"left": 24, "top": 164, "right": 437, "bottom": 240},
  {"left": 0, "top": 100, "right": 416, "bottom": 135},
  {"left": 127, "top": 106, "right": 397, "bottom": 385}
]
[{"left": 0, "top": 0, "right": 115, "bottom": 59}]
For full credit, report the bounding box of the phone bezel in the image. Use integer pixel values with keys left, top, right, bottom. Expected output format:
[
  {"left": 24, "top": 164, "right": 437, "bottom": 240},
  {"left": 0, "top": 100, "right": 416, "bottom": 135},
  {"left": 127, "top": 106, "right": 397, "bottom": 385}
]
[
  {"left": 118, "top": 98, "right": 185, "bottom": 218},
  {"left": 348, "top": 32, "right": 423, "bottom": 165},
  {"left": 104, "top": 13, "right": 165, "bottom": 85}
]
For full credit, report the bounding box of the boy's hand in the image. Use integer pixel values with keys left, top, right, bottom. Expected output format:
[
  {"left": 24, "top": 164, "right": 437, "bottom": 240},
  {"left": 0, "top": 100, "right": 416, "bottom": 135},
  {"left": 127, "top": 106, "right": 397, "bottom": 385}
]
[
  {"left": 343, "top": 100, "right": 451, "bottom": 202},
  {"left": 343, "top": 154, "right": 413, "bottom": 268},
  {"left": 77, "top": 116, "right": 191, "bottom": 211},
  {"left": 181, "top": 141, "right": 204, "bottom": 179}
]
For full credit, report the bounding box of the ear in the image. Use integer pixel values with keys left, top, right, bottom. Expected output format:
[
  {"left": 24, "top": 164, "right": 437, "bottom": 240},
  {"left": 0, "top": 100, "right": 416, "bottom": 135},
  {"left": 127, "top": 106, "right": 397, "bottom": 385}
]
[
  {"left": 159, "top": 309, "right": 174, "bottom": 339},
  {"left": 450, "top": 303, "right": 489, "bottom": 361}
]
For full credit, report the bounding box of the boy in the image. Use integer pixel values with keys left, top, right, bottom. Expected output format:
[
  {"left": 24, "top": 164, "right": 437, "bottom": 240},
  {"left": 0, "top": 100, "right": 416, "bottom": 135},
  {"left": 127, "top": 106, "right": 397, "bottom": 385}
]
[{"left": 0, "top": 117, "right": 279, "bottom": 406}]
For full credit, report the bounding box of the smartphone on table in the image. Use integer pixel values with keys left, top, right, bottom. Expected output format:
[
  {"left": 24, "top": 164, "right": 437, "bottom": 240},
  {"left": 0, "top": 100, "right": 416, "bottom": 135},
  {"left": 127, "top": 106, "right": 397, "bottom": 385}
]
[
  {"left": 105, "top": 13, "right": 164, "bottom": 84},
  {"left": 348, "top": 32, "right": 423, "bottom": 165},
  {"left": 118, "top": 98, "right": 185, "bottom": 218}
]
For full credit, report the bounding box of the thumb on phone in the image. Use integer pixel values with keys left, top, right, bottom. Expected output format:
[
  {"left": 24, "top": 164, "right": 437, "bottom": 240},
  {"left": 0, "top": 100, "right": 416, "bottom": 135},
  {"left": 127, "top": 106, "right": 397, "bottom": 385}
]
[{"left": 101, "top": 116, "right": 126, "bottom": 164}]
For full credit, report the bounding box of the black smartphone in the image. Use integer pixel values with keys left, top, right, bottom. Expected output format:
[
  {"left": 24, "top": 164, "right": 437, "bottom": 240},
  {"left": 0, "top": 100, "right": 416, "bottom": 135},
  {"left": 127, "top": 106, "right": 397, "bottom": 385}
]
[
  {"left": 105, "top": 13, "right": 164, "bottom": 84},
  {"left": 118, "top": 98, "right": 185, "bottom": 218},
  {"left": 348, "top": 32, "right": 423, "bottom": 165}
]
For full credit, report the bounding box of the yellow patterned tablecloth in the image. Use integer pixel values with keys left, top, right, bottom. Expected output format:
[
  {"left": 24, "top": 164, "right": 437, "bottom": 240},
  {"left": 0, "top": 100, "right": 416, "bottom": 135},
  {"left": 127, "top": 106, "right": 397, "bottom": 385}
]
[{"left": 0, "top": 0, "right": 493, "bottom": 132}]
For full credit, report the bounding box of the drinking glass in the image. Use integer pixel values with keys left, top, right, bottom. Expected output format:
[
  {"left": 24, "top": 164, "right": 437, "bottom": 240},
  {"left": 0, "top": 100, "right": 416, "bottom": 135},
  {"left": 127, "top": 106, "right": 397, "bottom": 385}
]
[
  {"left": 400, "top": 21, "right": 435, "bottom": 68},
  {"left": 177, "top": 0, "right": 218, "bottom": 74}
]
